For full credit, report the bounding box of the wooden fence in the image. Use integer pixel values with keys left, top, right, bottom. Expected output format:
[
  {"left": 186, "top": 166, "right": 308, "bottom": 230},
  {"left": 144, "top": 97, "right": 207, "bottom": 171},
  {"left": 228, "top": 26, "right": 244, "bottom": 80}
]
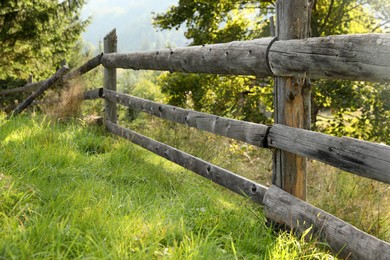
[{"left": 2, "top": 1, "right": 390, "bottom": 258}]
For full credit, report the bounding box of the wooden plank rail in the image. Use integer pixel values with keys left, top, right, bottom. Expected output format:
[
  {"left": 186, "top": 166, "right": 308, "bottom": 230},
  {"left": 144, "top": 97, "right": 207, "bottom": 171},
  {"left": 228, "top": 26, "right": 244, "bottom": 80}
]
[
  {"left": 268, "top": 125, "right": 390, "bottom": 184},
  {"left": 105, "top": 121, "right": 268, "bottom": 204},
  {"left": 83, "top": 88, "right": 103, "bottom": 100},
  {"left": 0, "top": 53, "right": 103, "bottom": 96},
  {"left": 263, "top": 185, "right": 390, "bottom": 260},
  {"left": 62, "top": 53, "right": 103, "bottom": 82},
  {"left": 0, "top": 81, "right": 45, "bottom": 96},
  {"left": 269, "top": 34, "right": 390, "bottom": 82},
  {"left": 101, "top": 89, "right": 390, "bottom": 184},
  {"left": 101, "top": 38, "right": 274, "bottom": 77},
  {"left": 105, "top": 119, "right": 390, "bottom": 260},
  {"left": 101, "top": 34, "right": 390, "bottom": 82},
  {"left": 103, "top": 89, "right": 270, "bottom": 147}
]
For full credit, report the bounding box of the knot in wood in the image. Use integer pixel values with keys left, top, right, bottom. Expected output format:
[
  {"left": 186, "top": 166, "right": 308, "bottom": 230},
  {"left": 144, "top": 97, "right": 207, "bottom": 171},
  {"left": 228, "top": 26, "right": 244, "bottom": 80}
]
[
  {"left": 286, "top": 90, "right": 296, "bottom": 101},
  {"left": 251, "top": 184, "right": 257, "bottom": 193}
]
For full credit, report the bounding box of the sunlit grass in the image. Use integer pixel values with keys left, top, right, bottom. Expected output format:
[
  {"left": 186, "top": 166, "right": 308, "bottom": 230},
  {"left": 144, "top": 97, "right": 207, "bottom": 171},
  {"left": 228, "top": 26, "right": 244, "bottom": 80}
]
[
  {"left": 0, "top": 113, "right": 335, "bottom": 258},
  {"left": 125, "top": 111, "right": 390, "bottom": 243}
]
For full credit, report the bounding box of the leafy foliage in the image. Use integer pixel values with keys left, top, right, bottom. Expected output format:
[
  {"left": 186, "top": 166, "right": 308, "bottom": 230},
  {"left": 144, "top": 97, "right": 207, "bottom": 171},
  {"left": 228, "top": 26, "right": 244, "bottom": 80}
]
[
  {"left": 154, "top": 1, "right": 274, "bottom": 123},
  {"left": 154, "top": 0, "right": 389, "bottom": 143},
  {"left": 154, "top": 0, "right": 272, "bottom": 45},
  {"left": 0, "top": 0, "right": 89, "bottom": 81},
  {"left": 159, "top": 73, "right": 273, "bottom": 123},
  {"left": 314, "top": 81, "right": 390, "bottom": 142}
]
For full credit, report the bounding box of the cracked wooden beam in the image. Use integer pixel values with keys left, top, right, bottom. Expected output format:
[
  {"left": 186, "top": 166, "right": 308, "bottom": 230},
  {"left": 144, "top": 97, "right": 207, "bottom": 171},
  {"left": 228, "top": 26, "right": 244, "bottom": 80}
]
[{"left": 101, "top": 33, "right": 390, "bottom": 82}]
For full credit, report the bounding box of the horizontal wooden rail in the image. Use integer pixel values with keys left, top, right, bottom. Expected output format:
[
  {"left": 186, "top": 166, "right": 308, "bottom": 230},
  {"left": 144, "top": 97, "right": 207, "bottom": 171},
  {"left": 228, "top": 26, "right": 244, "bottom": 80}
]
[
  {"left": 268, "top": 33, "right": 390, "bottom": 82},
  {"left": 105, "top": 121, "right": 267, "bottom": 204},
  {"left": 101, "top": 89, "right": 390, "bottom": 184},
  {"left": 264, "top": 185, "right": 390, "bottom": 260},
  {"left": 106, "top": 120, "right": 390, "bottom": 260},
  {"left": 101, "top": 34, "right": 390, "bottom": 82},
  {"left": 0, "top": 81, "right": 45, "bottom": 96},
  {"left": 268, "top": 125, "right": 390, "bottom": 184},
  {"left": 83, "top": 88, "right": 103, "bottom": 100},
  {"left": 62, "top": 53, "right": 103, "bottom": 81},
  {"left": 0, "top": 53, "right": 103, "bottom": 96},
  {"left": 101, "top": 38, "right": 274, "bottom": 77},
  {"left": 103, "top": 89, "right": 270, "bottom": 147}
]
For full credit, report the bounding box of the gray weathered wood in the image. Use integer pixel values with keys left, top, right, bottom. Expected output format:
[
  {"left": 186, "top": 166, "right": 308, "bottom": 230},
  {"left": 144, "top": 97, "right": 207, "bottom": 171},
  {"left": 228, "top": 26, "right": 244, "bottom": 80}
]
[
  {"left": 101, "top": 38, "right": 274, "bottom": 77},
  {"left": 268, "top": 33, "right": 390, "bottom": 82},
  {"left": 103, "top": 89, "right": 270, "bottom": 147},
  {"left": 62, "top": 53, "right": 103, "bottom": 81},
  {"left": 100, "top": 33, "right": 390, "bottom": 82},
  {"left": 9, "top": 66, "right": 69, "bottom": 118},
  {"left": 268, "top": 124, "right": 390, "bottom": 184},
  {"left": 103, "top": 89, "right": 390, "bottom": 183},
  {"left": 0, "top": 81, "right": 45, "bottom": 96},
  {"left": 0, "top": 54, "right": 103, "bottom": 96},
  {"left": 83, "top": 88, "right": 103, "bottom": 100},
  {"left": 103, "top": 29, "right": 118, "bottom": 124},
  {"left": 105, "top": 121, "right": 268, "bottom": 204},
  {"left": 263, "top": 185, "right": 390, "bottom": 260},
  {"left": 272, "top": 0, "right": 310, "bottom": 200}
]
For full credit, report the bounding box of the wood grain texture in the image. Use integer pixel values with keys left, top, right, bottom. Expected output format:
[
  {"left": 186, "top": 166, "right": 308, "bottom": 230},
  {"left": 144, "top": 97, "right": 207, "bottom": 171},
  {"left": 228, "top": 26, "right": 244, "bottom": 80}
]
[
  {"left": 269, "top": 33, "right": 390, "bottom": 82},
  {"left": 100, "top": 33, "right": 389, "bottom": 82},
  {"left": 263, "top": 185, "right": 390, "bottom": 260},
  {"left": 268, "top": 124, "right": 390, "bottom": 184},
  {"left": 103, "top": 89, "right": 270, "bottom": 147},
  {"left": 105, "top": 121, "right": 268, "bottom": 204},
  {"left": 273, "top": 0, "right": 310, "bottom": 200},
  {"left": 103, "top": 29, "right": 118, "bottom": 124},
  {"left": 101, "top": 38, "right": 274, "bottom": 76},
  {"left": 0, "top": 81, "right": 45, "bottom": 96},
  {"left": 102, "top": 89, "right": 390, "bottom": 183},
  {"left": 9, "top": 66, "right": 69, "bottom": 117}
]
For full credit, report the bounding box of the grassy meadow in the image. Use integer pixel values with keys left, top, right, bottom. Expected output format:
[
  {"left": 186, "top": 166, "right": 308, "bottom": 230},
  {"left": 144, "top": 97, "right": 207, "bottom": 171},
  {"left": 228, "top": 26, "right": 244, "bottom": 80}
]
[
  {"left": 0, "top": 113, "right": 336, "bottom": 259},
  {"left": 124, "top": 112, "right": 390, "bottom": 242}
]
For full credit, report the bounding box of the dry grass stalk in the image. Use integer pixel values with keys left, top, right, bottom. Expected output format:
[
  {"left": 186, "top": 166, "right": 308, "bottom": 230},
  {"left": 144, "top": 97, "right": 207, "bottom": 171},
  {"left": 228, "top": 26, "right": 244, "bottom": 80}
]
[{"left": 42, "top": 80, "right": 84, "bottom": 119}]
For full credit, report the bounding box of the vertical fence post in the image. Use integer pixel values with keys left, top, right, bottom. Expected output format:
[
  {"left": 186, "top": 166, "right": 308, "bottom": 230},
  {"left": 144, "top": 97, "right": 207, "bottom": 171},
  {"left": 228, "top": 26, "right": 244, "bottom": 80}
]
[
  {"left": 104, "top": 29, "right": 117, "bottom": 124},
  {"left": 273, "top": 0, "right": 311, "bottom": 200}
]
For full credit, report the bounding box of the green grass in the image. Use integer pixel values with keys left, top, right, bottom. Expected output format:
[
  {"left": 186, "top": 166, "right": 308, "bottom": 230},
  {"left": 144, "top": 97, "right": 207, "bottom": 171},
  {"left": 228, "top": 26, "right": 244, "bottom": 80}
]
[
  {"left": 124, "top": 112, "right": 390, "bottom": 242},
  {"left": 0, "top": 113, "right": 334, "bottom": 259}
]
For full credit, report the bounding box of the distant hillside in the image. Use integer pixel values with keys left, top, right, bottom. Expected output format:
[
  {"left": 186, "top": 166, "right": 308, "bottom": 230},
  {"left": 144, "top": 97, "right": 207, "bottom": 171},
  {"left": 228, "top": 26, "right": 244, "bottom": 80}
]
[{"left": 81, "top": 0, "right": 188, "bottom": 52}]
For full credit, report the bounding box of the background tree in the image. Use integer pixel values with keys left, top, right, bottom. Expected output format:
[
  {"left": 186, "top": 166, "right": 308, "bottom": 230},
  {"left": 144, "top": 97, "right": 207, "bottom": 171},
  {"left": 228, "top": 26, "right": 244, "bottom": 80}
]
[
  {"left": 154, "top": 0, "right": 389, "bottom": 143},
  {"left": 0, "top": 0, "right": 89, "bottom": 81},
  {"left": 309, "top": 0, "right": 390, "bottom": 142},
  {"left": 154, "top": 0, "right": 275, "bottom": 124}
]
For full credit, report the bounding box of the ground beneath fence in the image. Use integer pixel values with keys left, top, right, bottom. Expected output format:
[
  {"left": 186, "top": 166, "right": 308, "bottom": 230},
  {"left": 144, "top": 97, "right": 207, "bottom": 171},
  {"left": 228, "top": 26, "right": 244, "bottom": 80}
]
[{"left": 0, "top": 114, "right": 335, "bottom": 259}]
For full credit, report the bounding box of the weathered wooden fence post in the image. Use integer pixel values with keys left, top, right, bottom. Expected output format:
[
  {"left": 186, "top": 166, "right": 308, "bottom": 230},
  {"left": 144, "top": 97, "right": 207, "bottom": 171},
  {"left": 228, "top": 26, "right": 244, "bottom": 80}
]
[
  {"left": 273, "top": 0, "right": 311, "bottom": 200},
  {"left": 104, "top": 29, "right": 118, "bottom": 124}
]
